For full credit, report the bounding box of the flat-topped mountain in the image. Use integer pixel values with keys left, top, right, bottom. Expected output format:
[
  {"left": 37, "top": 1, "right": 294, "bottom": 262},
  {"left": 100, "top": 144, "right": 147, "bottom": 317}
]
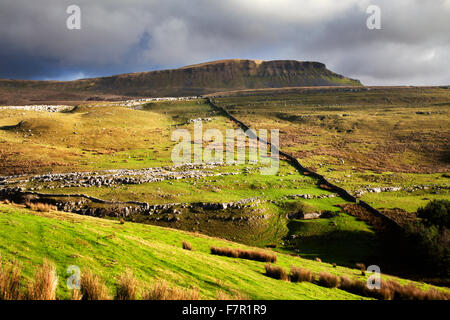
[{"left": 0, "top": 59, "right": 361, "bottom": 104}]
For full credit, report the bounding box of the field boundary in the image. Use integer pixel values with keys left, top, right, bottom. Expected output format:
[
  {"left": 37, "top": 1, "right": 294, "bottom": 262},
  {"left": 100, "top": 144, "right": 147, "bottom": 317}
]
[{"left": 205, "top": 98, "right": 404, "bottom": 232}]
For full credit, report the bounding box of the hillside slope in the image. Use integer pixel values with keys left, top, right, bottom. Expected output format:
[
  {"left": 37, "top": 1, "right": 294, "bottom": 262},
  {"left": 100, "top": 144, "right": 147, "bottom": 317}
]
[
  {"left": 0, "top": 59, "right": 361, "bottom": 104},
  {"left": 1, "top": 203, "right": 448, "bottom": 300},
  {"left": 0, "top": 203, "right": 365, "bottom": 300}
]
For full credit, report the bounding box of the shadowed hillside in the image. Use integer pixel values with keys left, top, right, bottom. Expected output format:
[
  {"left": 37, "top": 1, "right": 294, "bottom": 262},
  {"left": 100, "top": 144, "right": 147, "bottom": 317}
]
[{"left": 0, "top": 59, "right": 361, "bottom": 104}]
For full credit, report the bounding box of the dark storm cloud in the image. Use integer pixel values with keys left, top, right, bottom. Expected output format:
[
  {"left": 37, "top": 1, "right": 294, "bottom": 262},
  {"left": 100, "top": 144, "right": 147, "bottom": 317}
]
[{"left": 0, "top": 0, "right": 449, "bottom": 85}]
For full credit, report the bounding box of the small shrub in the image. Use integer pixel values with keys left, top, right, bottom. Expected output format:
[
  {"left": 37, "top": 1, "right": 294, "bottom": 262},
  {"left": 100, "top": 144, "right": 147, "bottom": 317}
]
[
  {"left": 317, "top": 272, "right": 339, "bottom": 288},
  {"left": 290, "top": 266, "right": 313, "bottom": 283},
  {"left": 417, "top": 199, "right": 450, "bottom": 228},
  {"left": 264, "top": 264, "right": 289, "bottom": 281},
  {"left": 0, "top": 258, "right": 22, "bottom": 300},
  {"left": 143, "top": 281, "right": 199, "bottom": 300},
  {"left": 182, "top": 241, "right": 192, "bottom": 251},
  {"left": 119, "top": 218, "right": 125, "bottom": 225},
  {"left": 115, "top": 270, "right": 137, "bottom": 300},
  {"left": 26, "top": 259, "right": 58, "bottom": 300},
  {"left": 80, "top": 270, "right": 110, "bottom": 300}
]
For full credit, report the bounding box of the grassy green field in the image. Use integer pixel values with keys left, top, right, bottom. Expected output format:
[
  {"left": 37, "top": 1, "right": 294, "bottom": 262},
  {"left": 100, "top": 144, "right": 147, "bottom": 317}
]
[
  {"left": 0, "top": 100, "right": 225, "bottom": 175},
  {"left": 281, "top": 213, "right": 383, "bottom": 266},
  {"left": 2, "top": 203, "right": 448, "bottom": 300},
  {"left": 360, "top": 189, "right": 450, "bottom": 213},
  {"left": 0, "top": 203, "right": 366, "bottom": 300}
]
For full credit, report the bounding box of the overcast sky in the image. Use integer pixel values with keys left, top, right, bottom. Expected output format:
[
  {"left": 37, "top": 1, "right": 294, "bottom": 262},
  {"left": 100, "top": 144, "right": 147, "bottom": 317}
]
[{"left": 0, "top": 0, "right": 449, "bottom": 85}]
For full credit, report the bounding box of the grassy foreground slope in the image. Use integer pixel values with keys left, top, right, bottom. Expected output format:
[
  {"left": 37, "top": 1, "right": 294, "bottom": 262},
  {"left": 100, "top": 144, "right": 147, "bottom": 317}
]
[
  {"left": 0, "top": 203, "right": 368, "bottom": 300},
  {"left": 1, "top": 203, "right": 448, "bottom": 300}
]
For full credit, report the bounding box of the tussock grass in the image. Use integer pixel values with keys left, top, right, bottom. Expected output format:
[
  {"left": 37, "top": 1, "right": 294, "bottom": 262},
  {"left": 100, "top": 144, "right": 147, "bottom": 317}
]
[
  {"left": 338, "top": 276, "right": 450, "bottom": 300},
  {"left": 115, "top": 269, "right": 138, "bottom": 300},
  {"left": 383, "top": 280, "right": 450, "bottom": 300},
  {"left": 71, "top": 289, "right": 82, "bottom": 300},
  {"left": 182, "top": 241, "right": 192, "bottom": 251},
  {"left": 216, "top": 290, "right": 248, "bottom": 300},
  {"left": 211, "top": 246, "right": 276, "bottom": 263},
  {"left": 0, "top": 257, "right": 22, "bottom": 300},
  {"left": 24, "top": 202, "right": 57, "bottom": 212},
  {"left": 80, "top": 270, "right": 111, "bottom": 300},
  {"left": 316, "top": 271, "right": 339, "bottom": 288},
  {"left": 264, "top": 264, "right": 289, "bottom": 281},
  {"left": 143, "top": 281, "right": 199, "bottom": 300},
  {"left": 290, "top": 266, "right": 313, "bottom": 283},
  {"left": 339, "top": 276, "right": 371, "bottom": 298},
  {"left": 25, "top": 259, "right": 58, "bottom": 300}
]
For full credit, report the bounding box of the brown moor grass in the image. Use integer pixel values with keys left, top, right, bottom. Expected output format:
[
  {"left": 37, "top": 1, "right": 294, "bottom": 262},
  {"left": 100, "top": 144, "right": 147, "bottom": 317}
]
[
  {"left": 264, "top": 264, "right": 289, "bottom": 281},
  {"left": 211, "top": 246, "right": 276, "bottom": 263},
  {"left": 182, "top": 240, "right": 192, "bottom": 251},
  {"left": 80, "top": 270, "right": 111, "bottom": 300},
  {"left": 0, "top": 257, "right": 22, "bottom": 300},
  {"left": 24, "top": 202, "right": 57, "bottom": 212},
  {"left": 25, "top": 259, "right": 58, "bottom": 300},
  {"left": 290, "top": 266, "right": 313, "bottom": 283},
  {"left": 316, "top": 271, "right": 340, "bottom": 288},
  {"left": 142, "top": 281, "right": 199, "bottom": 300},
  {"left": 115, "top": 269, "right": 138, "bottom": 300}
]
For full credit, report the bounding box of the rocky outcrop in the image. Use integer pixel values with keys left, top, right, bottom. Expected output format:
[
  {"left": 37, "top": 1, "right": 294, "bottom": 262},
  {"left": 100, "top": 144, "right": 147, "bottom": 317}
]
[
  {"left": 0, "top": 105, "right": 71, "bottom": 112},
  {"left": 287, "top": 211, "right": 322, "bottom": 220},
  {"left": 353, "top": 185, "right": 449, "bottom": 197},
  {"left": 0, "top": 186, "right": 265, "bottom": 223},
  {"left": 283, "top": 193, "right": 337, "bottom": 200},
  {"left": 0, "top": 162, "right": 240, "bottom": 190}
]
